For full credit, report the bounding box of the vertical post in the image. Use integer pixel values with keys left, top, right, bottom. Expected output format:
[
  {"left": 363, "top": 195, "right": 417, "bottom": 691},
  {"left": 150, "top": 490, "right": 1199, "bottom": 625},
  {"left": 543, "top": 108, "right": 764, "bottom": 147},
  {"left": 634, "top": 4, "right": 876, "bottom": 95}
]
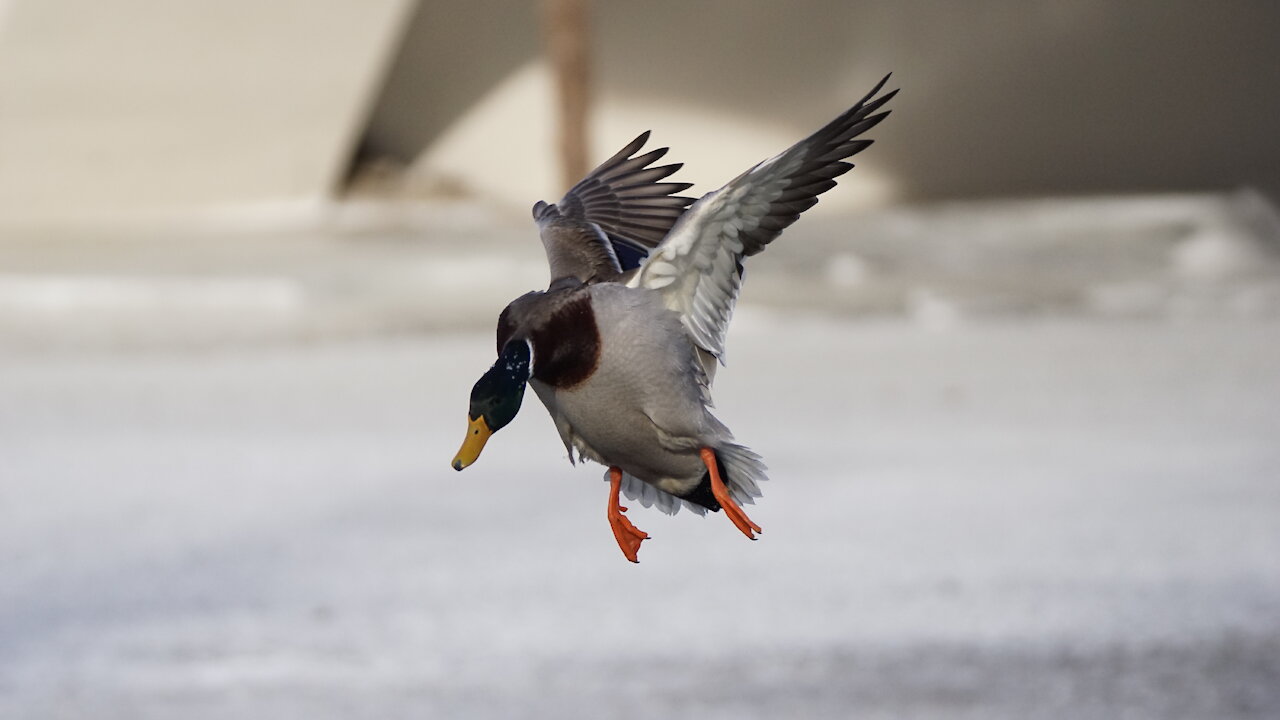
[{"left": 543, "top": 0, "right": 591, "bottom": 189}]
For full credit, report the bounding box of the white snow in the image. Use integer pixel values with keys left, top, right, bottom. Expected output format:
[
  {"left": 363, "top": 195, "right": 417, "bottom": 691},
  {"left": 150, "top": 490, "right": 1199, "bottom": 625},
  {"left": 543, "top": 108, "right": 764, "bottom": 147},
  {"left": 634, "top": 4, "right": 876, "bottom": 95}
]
[
  {"left": 2, "top": 315, "right": 1278, "bottom": 718},
  {"left": 2, "top": 193, "right": 1279, "bottom": 718}
]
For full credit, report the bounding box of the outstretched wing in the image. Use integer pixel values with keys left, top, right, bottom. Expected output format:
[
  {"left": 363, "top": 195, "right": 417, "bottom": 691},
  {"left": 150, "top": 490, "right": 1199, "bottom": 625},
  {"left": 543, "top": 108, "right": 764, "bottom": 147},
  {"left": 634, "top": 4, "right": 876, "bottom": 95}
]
[
  {"left": 629, "top": 74, "right": 897, "bottom": 359},
  {"left": 533, "top": 132, "right": 696, "bottom": 284}
]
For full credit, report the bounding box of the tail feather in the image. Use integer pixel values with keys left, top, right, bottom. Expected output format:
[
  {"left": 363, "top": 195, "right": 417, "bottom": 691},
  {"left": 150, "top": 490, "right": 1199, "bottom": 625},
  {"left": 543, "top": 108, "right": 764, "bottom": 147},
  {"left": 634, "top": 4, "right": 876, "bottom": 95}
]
[{"left": 716, "top": 442, "right": 768, "bottom": 506}]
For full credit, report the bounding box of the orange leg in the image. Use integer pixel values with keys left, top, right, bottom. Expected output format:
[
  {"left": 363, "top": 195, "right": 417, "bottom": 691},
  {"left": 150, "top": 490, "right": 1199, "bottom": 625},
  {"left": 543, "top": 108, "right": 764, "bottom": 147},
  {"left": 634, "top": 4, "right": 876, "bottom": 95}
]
[
  {"left": 700, "top": 448, "right": 762, "bottom": 540},
  {"left": 607, "top": 467, "right": 649, "bottom": 563}
]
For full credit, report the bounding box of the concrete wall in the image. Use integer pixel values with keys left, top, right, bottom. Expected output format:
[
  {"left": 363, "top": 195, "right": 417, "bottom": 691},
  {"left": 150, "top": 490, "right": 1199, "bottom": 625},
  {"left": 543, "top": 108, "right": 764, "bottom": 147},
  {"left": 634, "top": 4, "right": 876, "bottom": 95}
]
[
  {"left": 0, "top": 0, "right": 411, "bottom": 226},
  {"left": 1, "top": 0, "right": 1276, "bottom": 228},
  {"left": 372, "top": 0, "right": 1280, "bottom": 208}
]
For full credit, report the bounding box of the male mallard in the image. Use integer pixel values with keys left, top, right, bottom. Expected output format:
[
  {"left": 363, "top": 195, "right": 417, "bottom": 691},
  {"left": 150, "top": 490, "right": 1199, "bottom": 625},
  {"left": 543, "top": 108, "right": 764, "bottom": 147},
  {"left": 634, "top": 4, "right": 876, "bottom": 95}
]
[{"left": 453, "top": 75, "right": 896, "bottom": 562}]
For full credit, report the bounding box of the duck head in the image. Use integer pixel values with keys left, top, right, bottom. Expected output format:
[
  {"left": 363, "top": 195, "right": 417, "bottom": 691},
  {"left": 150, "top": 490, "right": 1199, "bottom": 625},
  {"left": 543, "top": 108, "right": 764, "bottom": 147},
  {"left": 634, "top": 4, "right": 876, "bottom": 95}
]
[{"left": 452, "top": 339, "right": 532, "bottom": 471}]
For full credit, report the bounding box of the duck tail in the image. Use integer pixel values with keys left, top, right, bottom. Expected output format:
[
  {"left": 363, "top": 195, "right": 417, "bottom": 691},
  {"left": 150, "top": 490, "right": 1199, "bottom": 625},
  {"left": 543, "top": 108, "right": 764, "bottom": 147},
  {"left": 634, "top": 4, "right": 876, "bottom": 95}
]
[{"left": 714, "top": 442, "right": 768, "bottom": 507}]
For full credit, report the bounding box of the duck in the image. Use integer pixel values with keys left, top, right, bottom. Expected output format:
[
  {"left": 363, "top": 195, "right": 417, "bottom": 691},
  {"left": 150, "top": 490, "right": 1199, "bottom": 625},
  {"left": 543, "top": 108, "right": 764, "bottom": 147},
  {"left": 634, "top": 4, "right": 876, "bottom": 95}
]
[{"left": 452, "top": 74, "right": 896, "bottom": 562}]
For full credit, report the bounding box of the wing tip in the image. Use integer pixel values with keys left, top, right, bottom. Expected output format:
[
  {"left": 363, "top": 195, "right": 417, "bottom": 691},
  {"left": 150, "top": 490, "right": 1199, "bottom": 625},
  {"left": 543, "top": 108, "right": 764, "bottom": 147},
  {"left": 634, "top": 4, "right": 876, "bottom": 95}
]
[
  {"left": 532, "top": 200, "right": 556, "bottom": 222},
  {"left": 864, "top": 72, "right": 895, "bottom": 101}
]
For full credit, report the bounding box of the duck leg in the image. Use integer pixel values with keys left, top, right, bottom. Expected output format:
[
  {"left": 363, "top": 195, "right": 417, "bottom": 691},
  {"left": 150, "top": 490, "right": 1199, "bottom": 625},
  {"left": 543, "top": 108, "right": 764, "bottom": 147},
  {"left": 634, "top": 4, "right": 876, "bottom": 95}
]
[
  {"left": 607, "top": 467, "right": 649, "bottom": 563},
  {"left": 700, "top": 448, "right": 762, "bottom": 540}
]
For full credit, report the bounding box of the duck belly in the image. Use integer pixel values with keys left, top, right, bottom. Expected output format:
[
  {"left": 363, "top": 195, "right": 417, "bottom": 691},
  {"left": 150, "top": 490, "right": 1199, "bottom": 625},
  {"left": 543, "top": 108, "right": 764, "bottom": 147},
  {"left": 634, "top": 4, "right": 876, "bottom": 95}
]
[
  {"left": 555, "top": 381, "right": 707, "bottom": 484},
  {"left": 537, "top": 285, "right": 723, "bottom": 493}
]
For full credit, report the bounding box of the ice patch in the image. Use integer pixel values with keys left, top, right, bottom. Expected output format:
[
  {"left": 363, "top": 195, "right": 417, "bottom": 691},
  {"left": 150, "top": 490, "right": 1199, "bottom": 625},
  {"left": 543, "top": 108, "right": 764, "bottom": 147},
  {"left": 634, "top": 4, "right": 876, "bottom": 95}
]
[
  {"left": 825, "top": 252, "right": 870, "bottom": 287},
  {"left": 1171, "top": 229, "right": 1259, "bottom": 280},
  {"left": 0, "top": 274, "right": 305, "bottom": 315}
]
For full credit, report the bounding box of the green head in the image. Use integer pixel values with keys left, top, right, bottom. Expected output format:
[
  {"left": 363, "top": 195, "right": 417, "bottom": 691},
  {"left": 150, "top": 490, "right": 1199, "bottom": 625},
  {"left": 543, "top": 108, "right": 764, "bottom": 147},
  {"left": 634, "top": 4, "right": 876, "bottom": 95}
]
[{"left": 452, "top": 340, "right": 532, "bottom": 471}]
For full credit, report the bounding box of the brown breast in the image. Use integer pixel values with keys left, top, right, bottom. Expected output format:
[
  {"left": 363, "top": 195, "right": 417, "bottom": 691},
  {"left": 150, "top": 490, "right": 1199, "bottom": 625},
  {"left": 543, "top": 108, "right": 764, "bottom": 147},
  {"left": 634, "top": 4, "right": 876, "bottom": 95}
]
[{"left": 497, "top": 287, "right": 601, "bottom": 390}]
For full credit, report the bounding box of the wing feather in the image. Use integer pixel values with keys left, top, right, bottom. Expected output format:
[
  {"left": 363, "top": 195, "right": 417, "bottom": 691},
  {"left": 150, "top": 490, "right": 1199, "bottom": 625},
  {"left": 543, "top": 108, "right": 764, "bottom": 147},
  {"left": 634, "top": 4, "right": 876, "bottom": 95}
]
[
  {"left": 532, "top": 133, "right": 697, "bottom": 283},
  {"left": 629, "top": 74, "right": 896, "bottom": 359}
]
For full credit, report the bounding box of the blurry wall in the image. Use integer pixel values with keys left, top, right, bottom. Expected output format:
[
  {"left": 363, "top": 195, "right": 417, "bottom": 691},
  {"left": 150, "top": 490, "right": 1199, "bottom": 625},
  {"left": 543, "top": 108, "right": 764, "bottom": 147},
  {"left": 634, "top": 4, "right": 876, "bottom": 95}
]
[
  {"left": 594, "top": 0, "right": 1280, "bottom": 202},
  {"left": 1, "top": 0, "right": 1276, "bottom": 228},
  {"left": 0, "top": 0, "right": 411, "bottom": 226},
  {"left": 372, "top": 0, "right": 1280, "bottom": 206},
  {"left": 353, "top": 0, "right": 538, "bottom": 168}
]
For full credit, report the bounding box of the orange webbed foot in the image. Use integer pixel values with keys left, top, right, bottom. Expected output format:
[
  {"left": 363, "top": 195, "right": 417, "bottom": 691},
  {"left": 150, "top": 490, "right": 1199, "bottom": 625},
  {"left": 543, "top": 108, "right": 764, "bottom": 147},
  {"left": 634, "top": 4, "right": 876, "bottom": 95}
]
[
  {"left": 607, "top": 467, "right": 649, "bottom": 562},
  {"left": 701, "top": 447, "right": 762, "bottom": 540}
]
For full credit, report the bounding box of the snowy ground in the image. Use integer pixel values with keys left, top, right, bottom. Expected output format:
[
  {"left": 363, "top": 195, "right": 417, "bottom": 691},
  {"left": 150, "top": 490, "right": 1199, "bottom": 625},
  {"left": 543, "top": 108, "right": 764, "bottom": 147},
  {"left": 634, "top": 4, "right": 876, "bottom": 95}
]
[
  {"left": 3, "top": 315, "right": 1279, "bottom": 719},
  {"left": 2, "top": 195, "right": 1280, "bottom": 718}
]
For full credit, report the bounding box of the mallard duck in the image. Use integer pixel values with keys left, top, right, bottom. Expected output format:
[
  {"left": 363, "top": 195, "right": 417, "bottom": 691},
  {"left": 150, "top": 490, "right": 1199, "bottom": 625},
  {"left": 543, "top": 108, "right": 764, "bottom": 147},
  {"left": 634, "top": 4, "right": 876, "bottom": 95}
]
[{"left": 453, "top": 75, "right": 896, "bottom": 562}]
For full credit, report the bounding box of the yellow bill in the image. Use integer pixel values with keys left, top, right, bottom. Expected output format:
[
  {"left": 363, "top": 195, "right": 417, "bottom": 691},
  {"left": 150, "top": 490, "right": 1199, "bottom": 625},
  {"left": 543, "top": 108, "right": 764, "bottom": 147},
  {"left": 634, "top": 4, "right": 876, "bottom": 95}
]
[{"left": 452, "top": 415, "right": 492, "bottom": 471}]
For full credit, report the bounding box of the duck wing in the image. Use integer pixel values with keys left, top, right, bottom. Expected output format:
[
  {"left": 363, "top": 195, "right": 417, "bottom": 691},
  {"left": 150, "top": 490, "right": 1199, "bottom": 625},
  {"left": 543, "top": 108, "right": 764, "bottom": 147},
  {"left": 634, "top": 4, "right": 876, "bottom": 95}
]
[
  {"left": 533, "top": 132, "right": 696, "bottom": 284},
  {"left": 628, "top": 74, "right": 897, "bottom": 360}
]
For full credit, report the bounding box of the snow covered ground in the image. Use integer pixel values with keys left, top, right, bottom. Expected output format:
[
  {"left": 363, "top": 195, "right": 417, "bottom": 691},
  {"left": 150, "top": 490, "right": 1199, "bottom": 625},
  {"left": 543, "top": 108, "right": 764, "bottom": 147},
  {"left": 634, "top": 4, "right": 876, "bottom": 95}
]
[{"left": 2, "top": 195, "right": 1280, "bottom": 718}]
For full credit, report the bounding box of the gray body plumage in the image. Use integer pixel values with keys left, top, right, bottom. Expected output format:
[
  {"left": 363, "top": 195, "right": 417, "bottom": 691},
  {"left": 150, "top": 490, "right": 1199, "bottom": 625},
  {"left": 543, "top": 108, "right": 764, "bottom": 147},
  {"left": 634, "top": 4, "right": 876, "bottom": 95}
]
[{"left": 529, "top": 283, "right": 762, "bottom": 512}]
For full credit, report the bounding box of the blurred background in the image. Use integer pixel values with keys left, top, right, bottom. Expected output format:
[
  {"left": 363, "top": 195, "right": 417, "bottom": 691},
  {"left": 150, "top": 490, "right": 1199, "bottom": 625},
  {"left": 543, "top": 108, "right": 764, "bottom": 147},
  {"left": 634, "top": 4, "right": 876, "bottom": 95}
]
[{"left": 2, "top": 1, "right": 1278, "bottom": 718}]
